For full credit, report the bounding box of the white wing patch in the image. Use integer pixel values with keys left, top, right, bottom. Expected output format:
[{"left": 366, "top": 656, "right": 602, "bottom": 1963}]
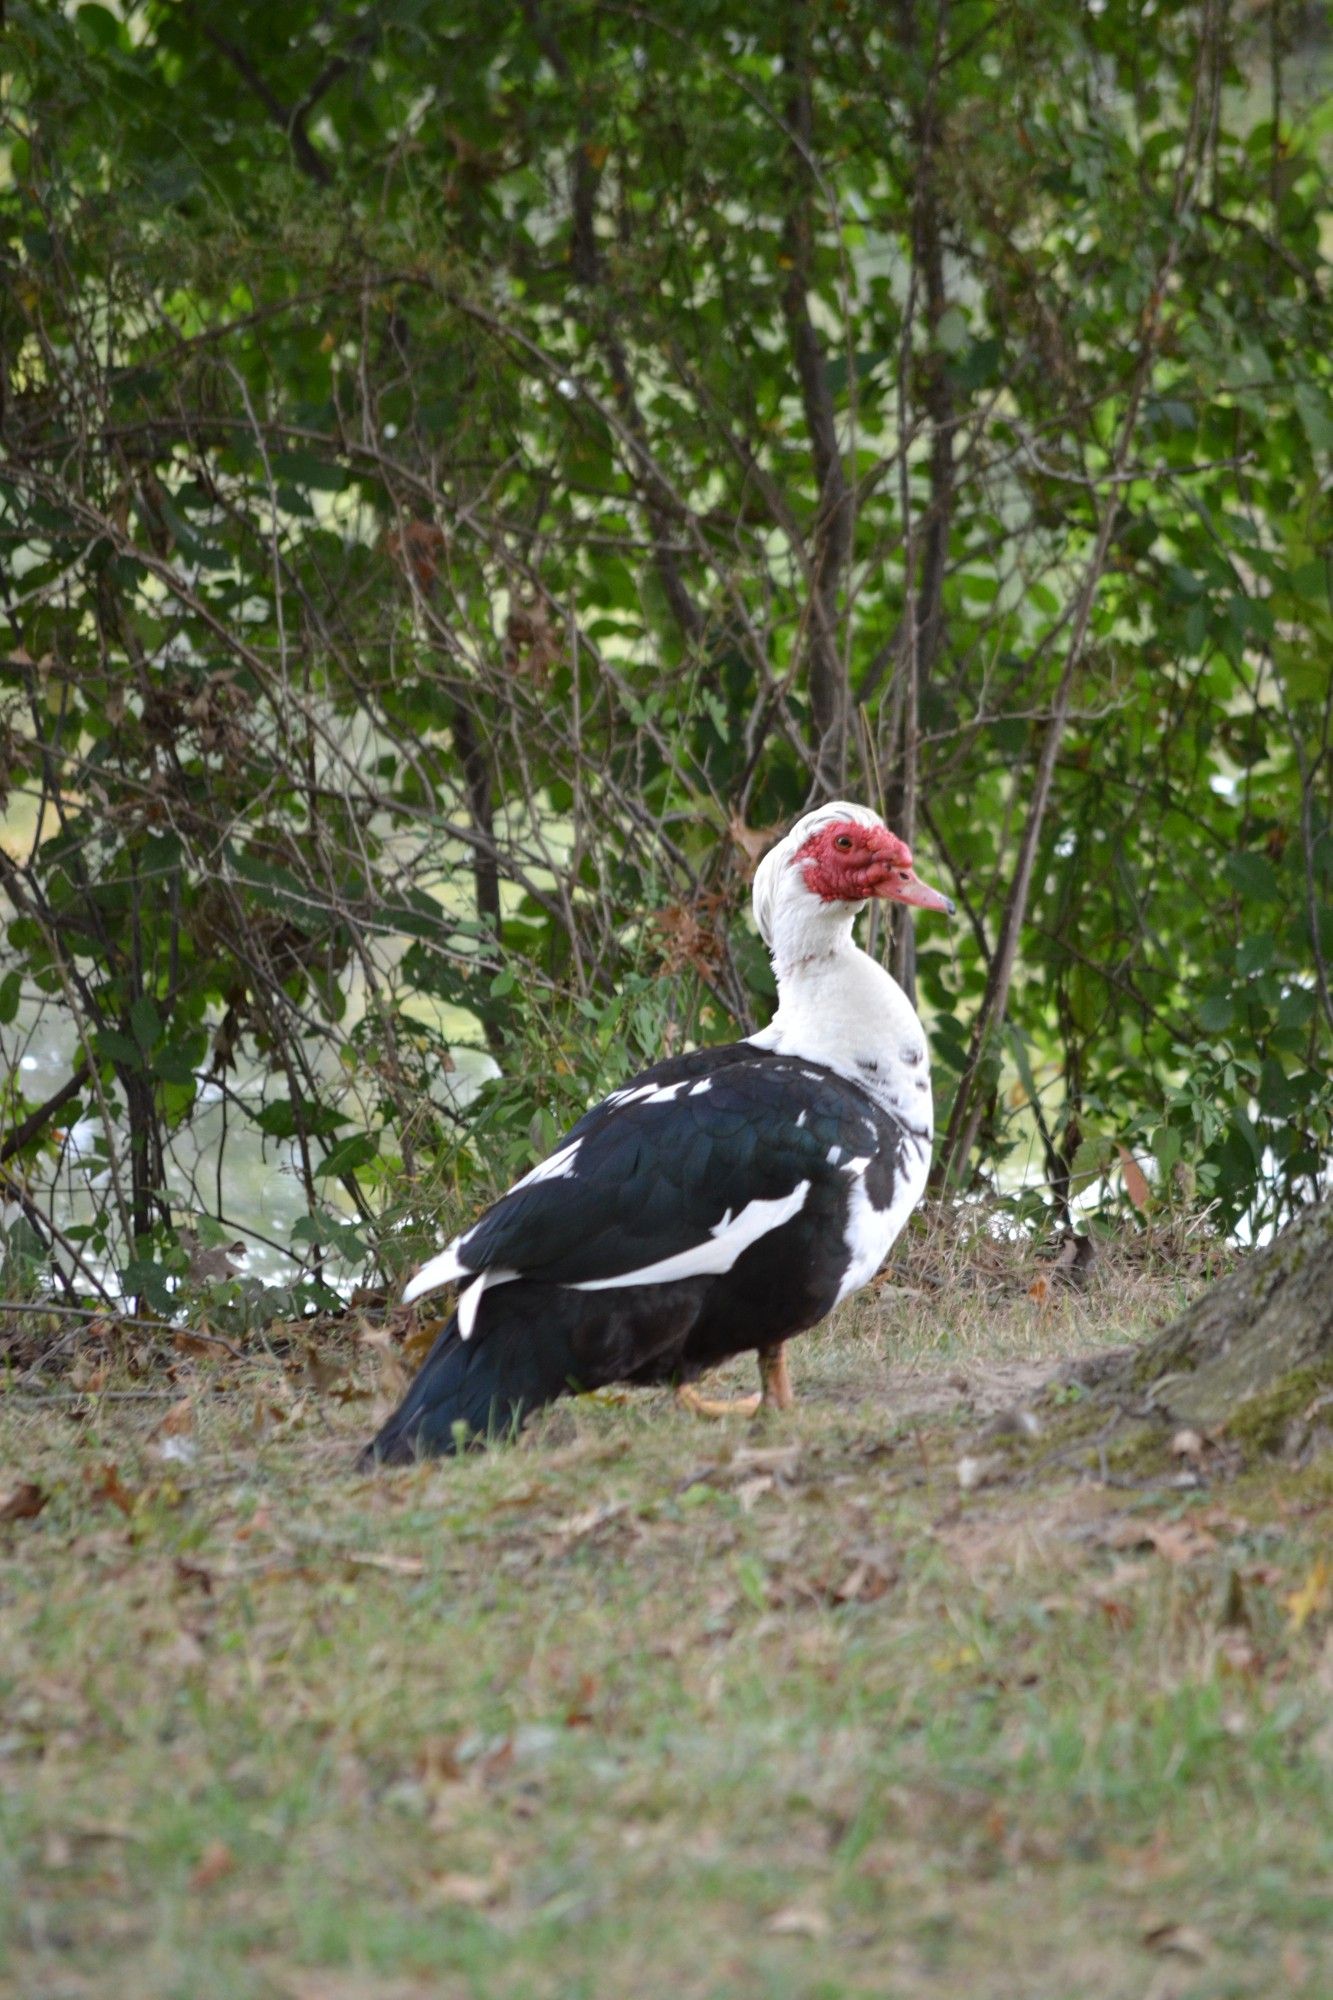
[
  {"left": 457, "top": 1265, "right": 518, "bottom": 1339},
  {"left": 834, "top": 1134, "right": 930, "bottom": 1305},
  {"left": 512, "top": 1138, "right": 582, "bottom": 1191},
  {"left": 603, "top": 1077, "right": 696, "bottom": 1112},
  {"left": 643, "top": 1079, "right": 692, "bottom": 1104},
  {"left": 569, "top": 1180, "right": 812, "bottom": 1293},
  {"left": 403, "top": 1243, "right": 469, "bottom": 1306},
  {"left": 604, "top": 1082, "right": 658, "bottom": 1109}
]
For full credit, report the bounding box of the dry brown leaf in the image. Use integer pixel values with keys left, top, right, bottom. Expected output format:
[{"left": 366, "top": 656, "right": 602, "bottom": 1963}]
[
  {"left": 1105, "top": 1518, "right": 1216, "bottom": 1565},
  {"left": 553, "top": 1499, "right": 631, "bottom": 1541},
  {"left": 727, "top": 813, "right": 776, "bottom": 879},
  {"left": 344, "top": 1550, "right": 425, "bottom": 1576},
  {"left": 190, "top": 1840, "right": 236, "bottom": 1890},
  {"left": 85, "top": 1462, "right": 136, "bottom": 1516},
  {"left": 174, "top": 1558, "right": 214, "bottom": 1595},
  {"left": 731, "top": 1444, "right": 801, "bottom": 1475},
  {"left": 1118, "top": 1144, "right": 1152, "bottom": 1212},
  {"left": 564, "top": 1673, "right": 599, "bottom": 1728},
  {"left": 1142, "top": 1920, "right": 1210, "bottom": 1962},
  {"left": 174, "top": 1328, "right": 225, "bottom": 1359},
  {"left": 1285, "top": 1558, "right": 1331, "bottom": 1634},
  {"left": 402, "top": 1316, "right": 445, "bottom": 1367},
  {"left": 832, "top": 1558, "right": 895, "bottom": 1605},
  {"left": 648, "top": 895, "right": 726, "bottom": 976},
  {"left": 427, "top": 1864, "right": 508, "bottom": 1908},
  {"left": 0, "top": 1480, "right": 48, "bottom": 1524},
  {"left": 1147, "top": 1521, "right": 1217, "bottom": 1563},
  {"left": 157, "top": 1396, "right": 194, "bottom": 1438},
  {"left": 765, "top": 1905, "right": 829, "bottom": 1939}
]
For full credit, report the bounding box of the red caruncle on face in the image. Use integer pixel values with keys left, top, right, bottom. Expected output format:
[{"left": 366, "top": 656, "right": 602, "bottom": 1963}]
[{"left": 794, "top": 819, "right": 954, "bottom": 915}]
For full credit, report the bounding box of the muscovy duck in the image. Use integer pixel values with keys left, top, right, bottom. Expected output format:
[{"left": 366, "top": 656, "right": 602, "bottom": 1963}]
[{"left": 361, "top": 803, "right": 953, "bottom": 1464}]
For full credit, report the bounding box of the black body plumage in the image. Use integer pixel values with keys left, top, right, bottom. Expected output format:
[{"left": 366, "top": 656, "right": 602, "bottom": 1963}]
[{"left": 361, "top": 1044, "right": 923, "bottom": 1465}]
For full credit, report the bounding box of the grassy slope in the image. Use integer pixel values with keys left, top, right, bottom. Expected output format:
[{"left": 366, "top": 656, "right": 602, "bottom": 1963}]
[{"left": 2, "top": 1258, "right": 1331, "bottom": 2000}]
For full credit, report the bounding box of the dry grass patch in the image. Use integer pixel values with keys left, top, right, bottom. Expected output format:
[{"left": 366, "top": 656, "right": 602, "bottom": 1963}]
[{"left": 1, "top": 1242, "right": 1329, "bottom": 2000}]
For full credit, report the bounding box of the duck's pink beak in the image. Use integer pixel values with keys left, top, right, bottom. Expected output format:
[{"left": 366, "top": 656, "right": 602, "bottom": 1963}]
[{"left": 874, "top": 864, "right": 955, "bottom": 915}]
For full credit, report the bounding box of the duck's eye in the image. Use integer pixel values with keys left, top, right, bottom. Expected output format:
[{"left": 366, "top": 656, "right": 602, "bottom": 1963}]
[{"left": 833, "top": 834, "right": 854, "bottom": 852}]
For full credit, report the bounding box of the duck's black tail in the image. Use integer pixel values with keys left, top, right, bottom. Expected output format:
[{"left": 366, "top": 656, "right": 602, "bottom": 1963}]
[
  {"left": 357, "top": 1278, "right": 706, "bottom": 1468},
  {"left": 357, "top": 1300, "right": 559, "bottom": 1466}
]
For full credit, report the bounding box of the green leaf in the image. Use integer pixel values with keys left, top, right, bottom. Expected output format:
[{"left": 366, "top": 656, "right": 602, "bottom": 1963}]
[
  {"left": 95, "top": 1027, "right": 143, "bottom": 1070},
  {"left": 1236, "top": 935, "right": 1274, "bottom": 976},
  {"left": 313, "top": 1132, "right": 379, "bottom": 1179},
  {"left": 130, "top": 994, "right": 162, "bottom": 1051},
  {"left": 1224, "top": 853, "right": 1281, "bottom": 902},
  {"left": 1198, "top": 994, "right": 1233, "bottom": 1032},
  {"left": 150, "top": 1044, "right": 198, "bottom": 1085}
]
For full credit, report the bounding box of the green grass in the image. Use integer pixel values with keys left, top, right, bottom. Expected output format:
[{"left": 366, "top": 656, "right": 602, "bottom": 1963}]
[{"left": 1, "top": 1260, "right": 1330, "bottom": 1999}]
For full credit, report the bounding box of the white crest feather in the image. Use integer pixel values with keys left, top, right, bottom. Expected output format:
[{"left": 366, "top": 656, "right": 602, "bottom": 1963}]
[{"left": 751, "top": 801, "right": 887, "bottom": 946}]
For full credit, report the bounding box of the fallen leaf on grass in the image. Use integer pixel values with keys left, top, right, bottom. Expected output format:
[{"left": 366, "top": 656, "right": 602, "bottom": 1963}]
[
  {"left": 1142, "top": 1920, "right": 1210, "bottom": 1962},
  {"left": 0, "top": 1480, "right": 47, "bottom": 1524},
  {"left": 735, "top": 1474, "right": 775, "bottom": 1513},
  {"left": 1092, "top": 1590, "right": 1137, "bottom": 1631},
  {"left": 1285, "top": 1558, "right": 1331, "bottom": 1634},
  {"left": 730, "top": 1444, "right": 801, "bottom": 1475},
  {"left": 427, "top": 1864, "right": 508, "bottom": 1908},
  {"left": 190, "top": 1840, "right": 236, "bottom": 1890},
  {"left": 343, "top": 1550, "right": 425, "bottom": 1576},
  {"left": 831, "top": 1549, "right": 898, "bottom": 1605},
  {"left": 765, "top": 1905, "right": 829, "bottom": 1939},
  {"left": 65, "top": 1817, "right": 144, "bottom": 1844},
  {"left": 174, "top": 1327, "right": 223, "bottom": 1359},
  {"left": 174, "top": 1558, "right": 214, "bottom": 1595},
  {"left": 552, "top": 1499, "right": 631, "bottom": 1541},
  {"left": 156, "top": 1396, "right": 194, "bottom": 1437},
  {"left": 1104, "top": 1518, "right": 1217, "bottom": 1564},
  {"left": 956, "top": 1454, "right": 1002, "bottom": 1492},
  {"left": 563, "top": 1672, "right": 599, "bottom": 1728},
  {"left": 84, "top": 1462, "right": 137, "bottom": 1516}
]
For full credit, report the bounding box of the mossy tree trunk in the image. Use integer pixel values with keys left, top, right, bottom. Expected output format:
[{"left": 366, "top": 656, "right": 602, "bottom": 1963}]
[{"left": 1090, "top": 1193, "right": 1333, "bottom": 1451}]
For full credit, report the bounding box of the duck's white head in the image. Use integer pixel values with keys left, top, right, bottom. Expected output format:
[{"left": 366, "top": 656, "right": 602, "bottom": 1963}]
[{"left": 752, "top": 801, "right": 954, "bottom": 950}]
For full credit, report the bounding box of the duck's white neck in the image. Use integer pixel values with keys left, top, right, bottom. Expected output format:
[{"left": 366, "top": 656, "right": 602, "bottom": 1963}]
[{"left": 748, "top": 897, "right": 933, "bottom": 1134}]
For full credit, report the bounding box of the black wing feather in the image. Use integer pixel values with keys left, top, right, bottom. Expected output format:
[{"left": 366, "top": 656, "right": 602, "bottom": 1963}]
[{"left": 452, "top": 1047, "right": 889, "bottom": 1288}]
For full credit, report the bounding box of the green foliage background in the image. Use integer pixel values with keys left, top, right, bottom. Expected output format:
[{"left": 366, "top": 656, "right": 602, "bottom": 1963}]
[{"left": 0, "top": 0, "right": 1329, "bottom": 1311}]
